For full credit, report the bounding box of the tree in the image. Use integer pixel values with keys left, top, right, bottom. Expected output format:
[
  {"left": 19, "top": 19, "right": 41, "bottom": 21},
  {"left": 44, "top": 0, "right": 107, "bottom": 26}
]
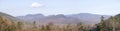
[
  {"left": 96, "top": 16, "right": 106, "bottom": 31},
  {"left": 41, "top": 25, "right": 46, "bottom": 31},
  {"left": 33, "top": 21, "right": 37, "bottom": 28},
  {"left": 76, "top": 22, "right": 84, "bottom": 31},
  {"left": 16, "top": 21, "right": 23, "bottom": 31},
  {"left": 46, "top": 22, "right": 54, "bottom": 31}
]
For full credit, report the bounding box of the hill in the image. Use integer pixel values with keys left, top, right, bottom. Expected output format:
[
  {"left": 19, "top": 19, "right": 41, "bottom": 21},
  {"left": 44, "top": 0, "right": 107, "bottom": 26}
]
[{"left": 0, "top": 12, "right": 22, "bottom": 21}]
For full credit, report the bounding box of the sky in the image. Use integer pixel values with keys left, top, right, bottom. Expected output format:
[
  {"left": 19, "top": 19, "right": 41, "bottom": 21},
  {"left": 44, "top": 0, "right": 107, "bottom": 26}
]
[{"left": 0, "top": 0, "right": 120, "bottom": 16}]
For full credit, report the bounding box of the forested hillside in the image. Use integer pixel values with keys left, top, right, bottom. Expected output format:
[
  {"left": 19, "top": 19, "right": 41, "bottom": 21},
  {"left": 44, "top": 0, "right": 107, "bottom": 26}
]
[
  {"left": 96, "top": 14, "right": 120, "bottom": 31},
  {"left": 0, "top": 12, "right": 120, "bottom": 31}
]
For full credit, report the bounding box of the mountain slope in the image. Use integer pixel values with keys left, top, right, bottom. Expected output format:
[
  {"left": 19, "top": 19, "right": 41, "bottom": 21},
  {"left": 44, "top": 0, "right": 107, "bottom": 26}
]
[{"left": 0, "top": 12, "right": 21, "bottom": 21}]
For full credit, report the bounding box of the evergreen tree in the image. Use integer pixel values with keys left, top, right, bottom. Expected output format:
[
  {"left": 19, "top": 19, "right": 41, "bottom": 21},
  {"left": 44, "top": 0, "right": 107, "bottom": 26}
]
[
  {"left": 16, "top": 21, "right": 23, "bottom": 31},
  {"left": 96, "top": 16, "right": 106, "bottom": 31},
  {"left": 33, "top": 21, "right": 37, "bottom": 28},
  {"left": 77, "top": 22, "right": 84, "bottom": 31}
]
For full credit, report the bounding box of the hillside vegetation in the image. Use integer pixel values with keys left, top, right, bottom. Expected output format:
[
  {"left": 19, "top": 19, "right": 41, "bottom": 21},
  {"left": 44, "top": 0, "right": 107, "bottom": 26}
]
[{"left": 0, "top": 12, "right": 120, "bottom": 31}]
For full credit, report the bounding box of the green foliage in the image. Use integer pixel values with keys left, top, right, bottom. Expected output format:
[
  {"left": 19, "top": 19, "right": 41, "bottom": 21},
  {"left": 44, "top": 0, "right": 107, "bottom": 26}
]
[{"left": 96, "top": 16, "right": 120, "bottom": 31}]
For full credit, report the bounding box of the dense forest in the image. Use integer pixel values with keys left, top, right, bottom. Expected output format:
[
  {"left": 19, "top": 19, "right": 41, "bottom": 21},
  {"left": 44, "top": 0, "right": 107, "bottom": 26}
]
[{"left": 0, "top": 13, "right": 120, "bottom": 31}]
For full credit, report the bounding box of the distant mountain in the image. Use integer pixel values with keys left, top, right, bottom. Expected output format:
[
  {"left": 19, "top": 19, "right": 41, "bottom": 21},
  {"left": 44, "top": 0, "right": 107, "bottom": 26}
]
[
  {"left": 17, "top": 14, "right": 81, "bottom": 24},
  {"left": 17, "top": 13, "right": 110, "bottom": 24},
  {"left": 67, "top": 13, "right": 110, "bottom": 24},
  {"left": 17, "top": 14, "right": 45, "bottom": 21}
]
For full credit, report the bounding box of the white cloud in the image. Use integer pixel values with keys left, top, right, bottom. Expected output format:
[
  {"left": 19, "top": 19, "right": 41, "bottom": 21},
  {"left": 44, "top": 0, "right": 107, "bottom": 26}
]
[{"left": 31, "top": 2, "right": 44, "bottom": 8}]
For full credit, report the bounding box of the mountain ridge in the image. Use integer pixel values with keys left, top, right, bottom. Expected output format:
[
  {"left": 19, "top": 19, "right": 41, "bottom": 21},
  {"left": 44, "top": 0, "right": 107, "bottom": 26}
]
[{"left": 17, "top": 13, "right": 110, "bottom": 24}]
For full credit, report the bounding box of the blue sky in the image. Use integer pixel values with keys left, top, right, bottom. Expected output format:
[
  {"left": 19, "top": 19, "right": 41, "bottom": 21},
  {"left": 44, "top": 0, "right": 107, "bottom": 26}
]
[{"left": 0, "top": 0, "right": 120, "bottom": 16}]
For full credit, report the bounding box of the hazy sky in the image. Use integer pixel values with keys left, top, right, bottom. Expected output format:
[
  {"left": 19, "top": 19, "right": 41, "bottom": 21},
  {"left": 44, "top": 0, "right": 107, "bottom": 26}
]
[{"left": 0, "top": 0, "right": 120, "bottom": 16}]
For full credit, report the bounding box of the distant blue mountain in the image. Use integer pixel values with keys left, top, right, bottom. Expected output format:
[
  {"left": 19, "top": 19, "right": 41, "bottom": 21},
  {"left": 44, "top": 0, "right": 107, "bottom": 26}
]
[
  {"left": 67, "top": 13, "right": 110, "bottom": 24},
  {"left": 17, "top": 13, "right": 110, "bottom": 24}
]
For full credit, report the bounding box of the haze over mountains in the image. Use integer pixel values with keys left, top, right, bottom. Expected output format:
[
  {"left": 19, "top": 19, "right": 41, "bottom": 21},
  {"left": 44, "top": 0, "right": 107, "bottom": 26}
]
[
  {"left": 17, "top": 13, "right": 110, "bottom": 24},
  {"left": 0, "top": 12, "right": 110, "bottom": 25}
]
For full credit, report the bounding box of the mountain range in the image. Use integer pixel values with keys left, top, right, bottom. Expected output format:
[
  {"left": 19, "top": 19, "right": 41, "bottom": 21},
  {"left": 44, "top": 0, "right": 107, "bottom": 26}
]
[
  {"left": 17, "top": 13, "right": 110, "bottom": 24},
  {"left": 0, "top": 12, "right": 111, "bottom": 25}
]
